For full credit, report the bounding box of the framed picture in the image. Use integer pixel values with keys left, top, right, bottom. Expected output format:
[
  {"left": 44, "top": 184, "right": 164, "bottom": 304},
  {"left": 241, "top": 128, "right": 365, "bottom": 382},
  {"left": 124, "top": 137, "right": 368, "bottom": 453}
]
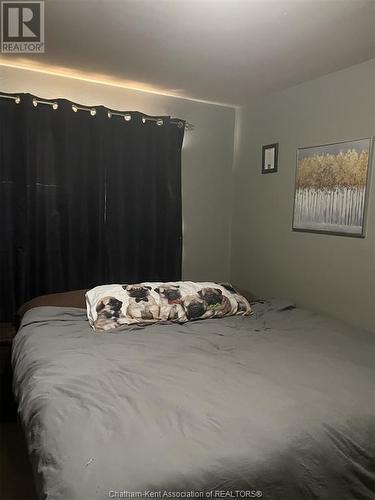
[
  {"left": 292, "top": 138, "right": 373, "bottom": 237},
  {"left": 262, "top": 143, "right": 278, "bottom": 173}
]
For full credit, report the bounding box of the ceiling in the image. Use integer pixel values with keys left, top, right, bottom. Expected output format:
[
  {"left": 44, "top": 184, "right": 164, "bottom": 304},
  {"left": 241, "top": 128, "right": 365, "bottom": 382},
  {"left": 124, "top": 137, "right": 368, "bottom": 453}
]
[{"left": 1, "top": 0, "right": 374, "bottom": 106}]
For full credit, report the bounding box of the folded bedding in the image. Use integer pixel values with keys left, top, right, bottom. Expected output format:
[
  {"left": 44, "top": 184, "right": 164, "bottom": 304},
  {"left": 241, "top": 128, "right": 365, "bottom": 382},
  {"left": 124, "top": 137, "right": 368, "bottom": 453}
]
[{"left": 12, "top": 300, "right": 375, "bottom": 500}]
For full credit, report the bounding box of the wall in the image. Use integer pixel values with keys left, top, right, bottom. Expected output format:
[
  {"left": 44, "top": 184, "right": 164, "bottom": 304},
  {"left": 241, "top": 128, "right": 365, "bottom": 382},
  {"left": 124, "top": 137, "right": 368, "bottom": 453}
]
[
  {"left": 231, "top": 59, "right": 375, "bottom": 332},
  {"left": 0, "top": 66, "right": 235, "bottom": 282}
]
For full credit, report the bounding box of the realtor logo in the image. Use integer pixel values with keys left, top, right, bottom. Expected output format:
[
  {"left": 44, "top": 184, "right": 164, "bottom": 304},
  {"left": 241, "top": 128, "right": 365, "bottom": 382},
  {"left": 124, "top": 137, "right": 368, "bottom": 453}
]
[{"left": 1, "top": 1, "right": 44, "bottom": 53}]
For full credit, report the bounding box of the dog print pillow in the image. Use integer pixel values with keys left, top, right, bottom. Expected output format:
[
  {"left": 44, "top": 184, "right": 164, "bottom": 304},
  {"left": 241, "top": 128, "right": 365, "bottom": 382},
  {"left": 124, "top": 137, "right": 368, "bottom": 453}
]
[{"left": 86, "top": 281, "right": 252, "bottom": 332}]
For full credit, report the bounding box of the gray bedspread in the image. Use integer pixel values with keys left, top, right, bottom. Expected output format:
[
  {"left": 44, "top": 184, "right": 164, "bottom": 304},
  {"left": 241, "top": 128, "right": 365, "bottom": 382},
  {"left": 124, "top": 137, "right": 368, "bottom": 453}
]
[{"left": 12, "top": 300, "right": 375, "bottom": 500}]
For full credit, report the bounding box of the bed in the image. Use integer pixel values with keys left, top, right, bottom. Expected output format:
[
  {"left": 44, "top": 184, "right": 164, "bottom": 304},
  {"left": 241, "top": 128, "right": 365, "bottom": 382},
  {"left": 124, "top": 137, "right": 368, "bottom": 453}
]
[{"left": 12, "top": 297, "right": 375, "bottom": 499}]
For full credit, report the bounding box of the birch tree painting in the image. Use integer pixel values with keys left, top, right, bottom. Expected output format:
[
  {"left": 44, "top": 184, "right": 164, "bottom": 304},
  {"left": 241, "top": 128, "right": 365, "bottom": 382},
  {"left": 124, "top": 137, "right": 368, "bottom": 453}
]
[{"left": 293, "top": 139, "right": 371, "bottom": 236}]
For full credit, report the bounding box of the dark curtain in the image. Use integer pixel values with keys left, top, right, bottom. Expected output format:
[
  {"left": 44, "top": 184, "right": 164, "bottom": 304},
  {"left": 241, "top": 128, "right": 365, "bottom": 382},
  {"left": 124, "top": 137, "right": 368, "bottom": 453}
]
[
  {"left": 104, "top": 113, "right": 183, "bottom": 283},
  {"left": 0, "top": 94, "right": 184, "bottom": 322}
]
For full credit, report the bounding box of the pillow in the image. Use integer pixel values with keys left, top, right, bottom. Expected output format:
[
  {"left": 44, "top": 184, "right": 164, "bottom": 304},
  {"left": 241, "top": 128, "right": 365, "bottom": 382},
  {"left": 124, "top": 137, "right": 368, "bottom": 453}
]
[
  {"left": 17, "top": 289, "right": 88, "bottom": 322},
  {"left": 86, "top": 281, "right": 252, "bottom": 332}
]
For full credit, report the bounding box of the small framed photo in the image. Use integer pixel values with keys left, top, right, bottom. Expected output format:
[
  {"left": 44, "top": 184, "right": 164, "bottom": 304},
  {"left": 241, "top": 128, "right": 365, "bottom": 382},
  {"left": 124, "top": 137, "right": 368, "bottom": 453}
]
[{"left": 262, "top": 143, "right": 278, "bottom": 174}]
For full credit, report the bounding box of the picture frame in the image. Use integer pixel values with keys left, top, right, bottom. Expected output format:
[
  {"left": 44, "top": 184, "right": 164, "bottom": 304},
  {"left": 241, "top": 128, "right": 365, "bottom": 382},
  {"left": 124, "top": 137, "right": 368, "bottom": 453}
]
[
  {"left": 292, "top": 137, "right": 373, "bottom": 237},
  {"left": 262, "top": 143, "right": 278, "bottom": 174}
]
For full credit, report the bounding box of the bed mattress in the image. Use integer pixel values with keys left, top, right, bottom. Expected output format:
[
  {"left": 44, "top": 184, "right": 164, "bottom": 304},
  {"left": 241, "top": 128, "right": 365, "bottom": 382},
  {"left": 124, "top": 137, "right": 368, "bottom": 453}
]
[{"left": 12, "top": 300, "right": 375, "bottom": 499}]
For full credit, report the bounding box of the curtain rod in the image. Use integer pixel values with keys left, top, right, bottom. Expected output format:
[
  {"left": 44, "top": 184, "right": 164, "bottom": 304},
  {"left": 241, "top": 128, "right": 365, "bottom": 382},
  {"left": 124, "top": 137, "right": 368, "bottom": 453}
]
[
  {"left": 0, "top": 94, "right": 194, "bottom": 130},
  {"left": 32, "top": 97, "right": 59, "bottom": 110},
  {"left": 0, "top": 93, "right": 21, "bottom": 104}
]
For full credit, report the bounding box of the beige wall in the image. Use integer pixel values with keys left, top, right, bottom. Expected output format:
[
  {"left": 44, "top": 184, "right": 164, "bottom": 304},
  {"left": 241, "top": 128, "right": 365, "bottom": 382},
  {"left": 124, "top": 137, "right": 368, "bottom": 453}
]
[
  {"left": 231, "top": 59, "right": 375, "bottom": 332},
  {"left": 0, "top": 66, "right": 236, "bottom": 282}
]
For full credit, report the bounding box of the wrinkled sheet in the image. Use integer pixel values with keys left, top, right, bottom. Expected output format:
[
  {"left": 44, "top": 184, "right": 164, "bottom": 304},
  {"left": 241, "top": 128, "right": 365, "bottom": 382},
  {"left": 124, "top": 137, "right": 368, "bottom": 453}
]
[{"left": 12, "top": 300, "right": 375, "bottom": 500}]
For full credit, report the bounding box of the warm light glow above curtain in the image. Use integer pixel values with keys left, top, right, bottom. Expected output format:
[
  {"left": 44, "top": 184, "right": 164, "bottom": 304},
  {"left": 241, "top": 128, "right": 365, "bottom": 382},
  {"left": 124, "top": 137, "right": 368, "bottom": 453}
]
[
  {"left": 0, "top": 58, "right": 182, "bottom": 96},
  {"left": 0, "top": 58, "right": 228, "bottom": 106}
]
